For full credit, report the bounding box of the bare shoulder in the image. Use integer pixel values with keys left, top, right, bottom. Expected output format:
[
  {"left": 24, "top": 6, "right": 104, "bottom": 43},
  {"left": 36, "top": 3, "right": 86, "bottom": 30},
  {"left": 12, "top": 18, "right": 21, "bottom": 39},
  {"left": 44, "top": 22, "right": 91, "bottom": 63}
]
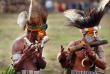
[
  {"left": 12, "top": 36, "right": 25, "bottom": 54},
  {"left": 67, "top": 40, "right": 81, "bottom": 48},
  {"left": 67, "top": 41, "right": 75, "bottom": 48}
]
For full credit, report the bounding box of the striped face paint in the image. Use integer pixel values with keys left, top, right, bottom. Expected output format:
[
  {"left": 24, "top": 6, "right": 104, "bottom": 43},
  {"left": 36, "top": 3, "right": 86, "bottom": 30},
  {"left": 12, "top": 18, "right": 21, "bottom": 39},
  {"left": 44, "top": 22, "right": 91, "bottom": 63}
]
[
  {"left": 79, "top": 26, "right": 101, "bottom": 34},
  {"left": 93, "top": 30, "right": 97, "bottom": 37}
]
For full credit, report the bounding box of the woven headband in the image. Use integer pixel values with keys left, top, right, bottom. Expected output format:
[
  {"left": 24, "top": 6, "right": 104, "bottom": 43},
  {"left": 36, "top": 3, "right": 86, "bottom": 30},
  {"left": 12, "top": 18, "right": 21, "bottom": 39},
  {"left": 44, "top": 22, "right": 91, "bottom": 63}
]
[{"left": 27, "top": 24, "right": 48, "bottom": 31}]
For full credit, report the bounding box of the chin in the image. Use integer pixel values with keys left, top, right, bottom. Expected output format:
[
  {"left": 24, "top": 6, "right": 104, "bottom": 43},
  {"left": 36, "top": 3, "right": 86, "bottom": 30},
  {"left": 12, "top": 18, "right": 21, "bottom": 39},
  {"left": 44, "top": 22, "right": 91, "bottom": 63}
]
[{"left": 86, "top": 40, "right": 95, "bottom": 43}]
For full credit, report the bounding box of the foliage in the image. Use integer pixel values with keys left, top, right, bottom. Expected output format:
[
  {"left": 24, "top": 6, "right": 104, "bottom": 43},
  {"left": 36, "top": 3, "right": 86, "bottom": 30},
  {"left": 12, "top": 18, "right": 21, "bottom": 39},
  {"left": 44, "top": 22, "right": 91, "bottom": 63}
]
[{"left": 2, "top": 63, "right": 15, "bottom": 74}]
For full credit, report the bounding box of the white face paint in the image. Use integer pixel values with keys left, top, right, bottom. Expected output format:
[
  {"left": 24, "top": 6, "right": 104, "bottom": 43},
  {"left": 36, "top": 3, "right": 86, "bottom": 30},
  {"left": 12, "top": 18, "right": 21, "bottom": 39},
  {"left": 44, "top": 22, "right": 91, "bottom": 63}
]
[
  {"left": 92, "top": 30, "right": 97, "bottom": 37},
  {"left": 85, "top": 34, "right": 99, "bottom": 42},
  {"left": 85, "top": 30, "right": 100, "bottom": 42},
  {"left": 85, "top": 35, "right": 95, "bottom": 42}
]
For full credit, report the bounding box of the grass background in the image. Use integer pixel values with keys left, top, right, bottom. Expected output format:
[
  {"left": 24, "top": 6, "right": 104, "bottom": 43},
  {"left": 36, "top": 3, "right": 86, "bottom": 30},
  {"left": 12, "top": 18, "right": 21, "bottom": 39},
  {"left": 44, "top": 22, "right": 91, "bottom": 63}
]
[{"left": 0, "top": 13, "right": 110, "bottom": 74}]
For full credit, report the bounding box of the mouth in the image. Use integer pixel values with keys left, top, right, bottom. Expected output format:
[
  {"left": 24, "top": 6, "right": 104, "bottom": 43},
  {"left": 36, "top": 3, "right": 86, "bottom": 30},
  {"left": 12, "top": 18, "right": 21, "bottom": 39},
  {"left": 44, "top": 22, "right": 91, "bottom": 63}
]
[
  {"left": 92, "top": 37, "right": 99, "bottom": 42},
  {"left": 95, "top": 37, "right": 99, "bottom": 40}
]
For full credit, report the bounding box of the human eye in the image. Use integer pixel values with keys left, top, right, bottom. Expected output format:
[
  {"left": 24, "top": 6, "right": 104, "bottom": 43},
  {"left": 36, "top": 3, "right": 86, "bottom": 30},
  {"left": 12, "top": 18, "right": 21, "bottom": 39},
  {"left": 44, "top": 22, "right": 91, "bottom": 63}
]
[{"left": 89, "top": 32, "right": 93, "bottom": 34}]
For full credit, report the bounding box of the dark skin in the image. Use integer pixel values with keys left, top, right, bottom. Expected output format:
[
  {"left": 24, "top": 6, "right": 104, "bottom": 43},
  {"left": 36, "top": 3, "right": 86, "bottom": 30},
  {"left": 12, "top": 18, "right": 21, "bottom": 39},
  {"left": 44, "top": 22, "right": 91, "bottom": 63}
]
[
  {"left": 12, "top": 31, "right": 46, "bottom": 71},
  {"left": 59, "top": 32, "right": 106, "bottom": 71}
]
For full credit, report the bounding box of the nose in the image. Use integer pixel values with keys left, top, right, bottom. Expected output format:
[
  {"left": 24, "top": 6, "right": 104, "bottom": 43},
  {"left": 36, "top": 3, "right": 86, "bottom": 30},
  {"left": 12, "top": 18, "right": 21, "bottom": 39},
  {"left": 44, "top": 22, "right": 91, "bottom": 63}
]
[{"left": 92, "top": 32, "right": 97, "bottom": 38}]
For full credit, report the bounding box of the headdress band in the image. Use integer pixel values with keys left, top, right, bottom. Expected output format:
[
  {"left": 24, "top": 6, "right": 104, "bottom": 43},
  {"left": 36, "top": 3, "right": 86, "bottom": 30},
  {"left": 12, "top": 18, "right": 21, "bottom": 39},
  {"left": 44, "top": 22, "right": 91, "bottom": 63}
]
[
  {"left": 27, "top": 24, "right": 48, "bottom": 31},
  {"left": 79, "top": 26, "right": 101, "bottom": 34}
]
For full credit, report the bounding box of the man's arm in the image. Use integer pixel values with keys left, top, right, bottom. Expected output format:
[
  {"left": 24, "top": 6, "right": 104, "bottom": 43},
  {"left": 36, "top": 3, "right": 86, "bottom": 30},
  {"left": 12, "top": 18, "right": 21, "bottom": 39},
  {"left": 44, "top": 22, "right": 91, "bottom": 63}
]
[
  {"left": 37, "top": 57, "right": 46, "bottom": 69},
  {"left": 12, "top": 39, "right": 35, "bottom": 71},
  {"left": 58, "top": 41, "right": 75, "bottom": 68},
  {"left": 83, "top": 44, "right": 106, "bottom": 70},
  {"left": 94, "top": 46, "right": 106, "bottom": 70},
  {"left": 12, "top": 39, "right": 26, "bottom": 71},
  {"left": 35, "top": 46, "right": 46, "bottom": 69}
]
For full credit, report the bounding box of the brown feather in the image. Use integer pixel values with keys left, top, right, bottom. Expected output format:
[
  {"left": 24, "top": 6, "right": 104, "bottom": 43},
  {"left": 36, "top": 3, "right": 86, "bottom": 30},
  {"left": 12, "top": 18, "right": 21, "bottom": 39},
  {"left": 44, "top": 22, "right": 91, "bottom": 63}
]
[{"left": 69, "top": 8, "right": 105, "bottom": 29}]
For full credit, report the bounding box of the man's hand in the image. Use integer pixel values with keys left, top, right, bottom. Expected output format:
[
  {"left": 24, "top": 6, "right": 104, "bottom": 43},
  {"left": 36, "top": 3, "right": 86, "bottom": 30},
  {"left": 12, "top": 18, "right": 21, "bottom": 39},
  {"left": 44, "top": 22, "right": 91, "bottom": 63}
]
[
  {"left": 60, "top": 45, "right": 68, "bottom": 58},
  {"left": 82, "top": 43, "right": 93, "bottom": 57},
  {"left": 23, "top": 44, "right": 36, "bottom": 58},
  {"left": 35, "top": 45, "right": 42, "bottom": 58},
  {"left": 59, "top": 45, "right": 70, "bottom": 68}
]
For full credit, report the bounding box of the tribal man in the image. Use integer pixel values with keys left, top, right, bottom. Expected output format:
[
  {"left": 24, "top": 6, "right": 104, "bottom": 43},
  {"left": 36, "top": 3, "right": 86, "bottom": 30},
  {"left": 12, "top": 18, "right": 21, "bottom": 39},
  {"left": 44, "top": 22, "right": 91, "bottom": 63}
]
[
  {"left": 58, "top": 0, "right": 109, "bottom": 74},
  {"left": 12, "top": 0, "right": 49, "bottom": 74}
]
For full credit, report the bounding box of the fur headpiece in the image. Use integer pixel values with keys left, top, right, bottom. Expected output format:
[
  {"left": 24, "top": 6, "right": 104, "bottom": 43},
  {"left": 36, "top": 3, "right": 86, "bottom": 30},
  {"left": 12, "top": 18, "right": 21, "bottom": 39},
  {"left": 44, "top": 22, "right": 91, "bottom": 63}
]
[
  {"left": 64, "top": 0, "right": 109, "bottom": 33},
  {"left": 17, "top": 0, "right": 48, "bottom": 31}
]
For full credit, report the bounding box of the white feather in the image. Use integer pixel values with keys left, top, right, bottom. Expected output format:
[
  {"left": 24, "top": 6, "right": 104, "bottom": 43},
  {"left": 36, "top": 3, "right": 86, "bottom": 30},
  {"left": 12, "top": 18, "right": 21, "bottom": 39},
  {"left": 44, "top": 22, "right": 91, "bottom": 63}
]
[
  {"left": 28, "top": 0, "right": 33, "bottom": 20},
  {"left": 17, "top": 11, "right": 27, "bottom": 28},
  {"left": 64, "top": 9, "right": 83, "bottom": 23},
  {"left": 97, "top": 0, "right": 109, "bottom": 12},
  {"left": 24, "top": 37, "right": 32, "bottom": 46}
]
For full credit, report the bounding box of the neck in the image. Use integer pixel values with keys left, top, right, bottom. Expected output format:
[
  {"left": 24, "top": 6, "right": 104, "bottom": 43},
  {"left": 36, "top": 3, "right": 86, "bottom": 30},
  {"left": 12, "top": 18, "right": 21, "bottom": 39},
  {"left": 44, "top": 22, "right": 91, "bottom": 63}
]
[{"left": 25, "top": 32, "right": 36, "bottom": 43}]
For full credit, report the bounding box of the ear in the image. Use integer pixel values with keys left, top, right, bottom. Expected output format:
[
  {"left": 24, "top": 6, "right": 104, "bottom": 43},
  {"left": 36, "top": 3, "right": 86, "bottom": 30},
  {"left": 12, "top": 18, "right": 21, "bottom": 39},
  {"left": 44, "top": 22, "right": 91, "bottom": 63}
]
[
  {"left": 23, "top": 25, "right": 26, "bottom": 31},
  {"left": 17, "top": 11, "right": 27, "bottom": 30}
]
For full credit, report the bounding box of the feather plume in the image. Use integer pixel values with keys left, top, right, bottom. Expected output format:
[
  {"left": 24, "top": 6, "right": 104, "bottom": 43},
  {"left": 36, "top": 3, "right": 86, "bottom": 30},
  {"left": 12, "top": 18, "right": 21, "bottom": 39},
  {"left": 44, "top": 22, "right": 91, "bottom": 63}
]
[
  {"left": 64, "top": 0, "right": 109, "bottom": 29},
  {"left": 28, "top": 0, "right": 33, "bottom": 20},
  {"left": 72, "top": 9, "right": 105, "bottom": 29},
  {"left": 64, "top": 9, "right": 84, "bottom": 23},
  {"left": 17, "top": 11, "right": 27, "bottom": 28},
  {"left": 97, "top": 0, "right": 109, "bottom": 12}
]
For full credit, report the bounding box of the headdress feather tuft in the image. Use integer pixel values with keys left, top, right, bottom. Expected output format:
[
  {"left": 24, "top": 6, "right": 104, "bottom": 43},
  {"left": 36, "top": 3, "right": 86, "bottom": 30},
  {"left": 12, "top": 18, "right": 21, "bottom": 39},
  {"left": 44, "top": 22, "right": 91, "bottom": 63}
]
[
  {"left": 64, "top": 0, "right": 109, "bottom": 29},
  {"left": 28, "top": 0, "right": 33, "bottom": 20}
]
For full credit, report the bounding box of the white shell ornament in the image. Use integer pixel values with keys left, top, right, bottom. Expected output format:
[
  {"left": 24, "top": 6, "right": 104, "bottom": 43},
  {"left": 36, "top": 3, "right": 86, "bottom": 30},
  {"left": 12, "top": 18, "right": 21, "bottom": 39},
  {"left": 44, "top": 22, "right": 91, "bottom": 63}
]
[{"left": 81, "top": 58, "right": 94, "bottom": 67}]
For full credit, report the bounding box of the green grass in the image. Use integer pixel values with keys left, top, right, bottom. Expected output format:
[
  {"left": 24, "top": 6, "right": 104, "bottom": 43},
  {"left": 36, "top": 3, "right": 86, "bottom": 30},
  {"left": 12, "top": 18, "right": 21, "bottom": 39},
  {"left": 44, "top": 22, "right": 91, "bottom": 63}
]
[{"left": 0, "top": 13, "right": 110, "bottom": 74}]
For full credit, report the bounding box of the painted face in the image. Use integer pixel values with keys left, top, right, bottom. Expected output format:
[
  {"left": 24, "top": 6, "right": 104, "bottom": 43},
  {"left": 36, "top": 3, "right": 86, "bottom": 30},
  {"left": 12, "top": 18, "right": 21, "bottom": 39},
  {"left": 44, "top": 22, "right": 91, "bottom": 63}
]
[
  {"left": 28, "top": 31, "right": 38, "bottom": 39},
  {"left": 85, "top": 30, "right": 99, "bottom": 42}
]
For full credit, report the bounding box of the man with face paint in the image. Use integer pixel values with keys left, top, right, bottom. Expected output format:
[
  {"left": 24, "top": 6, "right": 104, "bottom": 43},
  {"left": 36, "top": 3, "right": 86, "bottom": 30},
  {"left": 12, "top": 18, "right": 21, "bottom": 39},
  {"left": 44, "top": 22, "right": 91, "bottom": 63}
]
[
  {"left": 12, "top": 0, "right": 49, "bottom": 74},
  {"left": 58, "top": 0, "right": 109, "bottom": 74},
  {"left": 84, "top": 30, "right": 100, "bottom": 43}
]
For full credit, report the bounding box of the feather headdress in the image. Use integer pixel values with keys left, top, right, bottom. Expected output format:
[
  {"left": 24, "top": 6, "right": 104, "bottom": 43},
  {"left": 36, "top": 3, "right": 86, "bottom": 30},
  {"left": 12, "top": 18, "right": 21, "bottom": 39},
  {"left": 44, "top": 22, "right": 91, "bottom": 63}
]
[{"left": 64, "top": 0, "right": 109, "bottom": 31}]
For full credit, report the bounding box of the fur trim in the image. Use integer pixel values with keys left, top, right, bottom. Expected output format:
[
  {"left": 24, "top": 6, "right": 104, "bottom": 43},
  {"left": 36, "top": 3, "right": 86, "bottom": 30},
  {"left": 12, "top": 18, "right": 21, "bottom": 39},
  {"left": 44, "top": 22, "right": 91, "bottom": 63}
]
[
  {"left": 17, "top": 11, "right": 27, "bottom": 28},
  {"left": 27, "top": 1, "right": 48, "bottom": 26}
]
